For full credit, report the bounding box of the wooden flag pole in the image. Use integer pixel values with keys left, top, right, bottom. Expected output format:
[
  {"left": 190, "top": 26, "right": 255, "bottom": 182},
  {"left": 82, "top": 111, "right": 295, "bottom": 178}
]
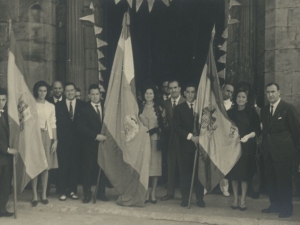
[
  {"left": 13, "top": 155, "right": 17, "bottom": 219},
  {"left": 93, "top": 168, "right": 102, "bottom": 204},
  {"left": 187, "top": 146, "right": 199, "bottom": 209}
]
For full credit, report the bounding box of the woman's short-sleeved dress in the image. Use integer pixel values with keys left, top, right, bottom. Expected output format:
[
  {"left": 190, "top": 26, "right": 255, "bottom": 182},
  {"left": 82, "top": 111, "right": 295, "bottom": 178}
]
[
  {"left": 226, "top": 107, "right": 260, "bottom": 182},
  {"left": 139, "top": 105, "right": 162, "bottom": 177}
]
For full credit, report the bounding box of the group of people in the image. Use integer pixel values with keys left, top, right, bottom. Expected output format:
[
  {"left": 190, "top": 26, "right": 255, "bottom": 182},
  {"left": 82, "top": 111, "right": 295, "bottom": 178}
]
[
  {"left": 138, "top": 80, "right": 300, "bottom": 219},
  {"left": 0, "top": 79, "right": 299, "bottom": 219}
]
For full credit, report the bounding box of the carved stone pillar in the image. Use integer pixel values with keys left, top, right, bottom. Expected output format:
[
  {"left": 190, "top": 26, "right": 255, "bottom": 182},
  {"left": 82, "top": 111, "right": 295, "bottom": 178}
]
[
  {"left": 265, "top": 0, "right": 300, "bottom": 111},
  {"left": 66, "top": 0, "right": 85, "bottom": 91}
]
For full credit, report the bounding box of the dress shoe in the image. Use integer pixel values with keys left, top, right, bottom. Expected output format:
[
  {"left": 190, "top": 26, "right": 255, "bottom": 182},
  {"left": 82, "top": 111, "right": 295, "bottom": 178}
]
[
  {"left": 0, "top": 211, "right": 14, "bottom": 217},
  {"left": 239, "top": 203, "right": 247, "bottom": 211},
  {"left": 261, "top": 206, "right": 280, "bottom": 214},
  {"left": 82, "top": 195, "right": 91, "bottom": 204},
  {"left": 68, "top": 192, "right": 79, "bottom": 200},
  {"left": 196, "top": 199, "right": 206, "bottom": 208},
  {"left": 40, "top": 197, "right": 49, "bottom": 205},
  {"left": 149, "top": 199, "right": 157, "bottom": 204},
  {"left": 31, "top": 200, "right": 38, "bottom": 207},
  {"left": 222, "top": 191, "right": 230, "bottom": 197},
  {"left": 59, "top": 195, "right": 67, "bottom": 201},
  {"left": 231, "top": 203, "right": 239, "bottom": 210},
  {"left": 161, "top": 194, "right": 174, "bottom": 201},
  {"left": 144, "top": 199, "right": 149, "bottom": 204},
  {"left": 180, "top": 200, "right": 188, "bottom": 207},
  {"left": 279, "top": 212, "right": 293, "bottom": 218},
  {"left": 97, "top": 195, "right": 109, "bottom": 201}
]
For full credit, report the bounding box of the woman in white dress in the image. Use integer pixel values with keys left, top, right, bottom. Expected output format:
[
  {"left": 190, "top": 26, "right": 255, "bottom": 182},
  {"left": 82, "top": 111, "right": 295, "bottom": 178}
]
[{"left": 31, "top": 81, "right": 58, "bottom": 206}]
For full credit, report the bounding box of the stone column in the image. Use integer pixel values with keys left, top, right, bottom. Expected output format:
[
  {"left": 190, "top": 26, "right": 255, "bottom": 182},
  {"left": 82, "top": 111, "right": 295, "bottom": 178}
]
[
  {"left": 265, "top": 0, "right": 300, "bottom": 111},
  {"left": 66, "top": 0, "right": 85, "bottom": 92}
]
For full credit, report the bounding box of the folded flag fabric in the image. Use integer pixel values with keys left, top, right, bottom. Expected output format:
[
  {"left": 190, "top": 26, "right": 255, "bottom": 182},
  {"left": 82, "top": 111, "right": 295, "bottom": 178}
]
[
  {"left": 195, "top": 38, "right": 241, "bottom": 192},
  {"left": 98, "top": 12, "right": 151, "bottom": 207},
  {"left": 7, "top": 27, "right": 48, "bottom": 194}
]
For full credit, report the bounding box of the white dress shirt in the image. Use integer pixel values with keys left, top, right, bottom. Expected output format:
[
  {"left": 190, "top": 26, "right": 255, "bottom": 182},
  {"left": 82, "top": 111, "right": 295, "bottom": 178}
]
[
  {"left": 53, "top": 96, "right": 63, "bottom": 103},
  {"left": 186, "top": 101, "right": 196, "bottom": 140},
  {"left": 66, "top": 99, "right": 77, "bottom": 113},
  {"left": 224, "top": 99, "right": 233, "bottom": 111},
  {"left": 91, "top": 102, "right": 102, "bottom": 120},
  {"left": 270, "top": 98, "right": 281, "bottom": 115}
]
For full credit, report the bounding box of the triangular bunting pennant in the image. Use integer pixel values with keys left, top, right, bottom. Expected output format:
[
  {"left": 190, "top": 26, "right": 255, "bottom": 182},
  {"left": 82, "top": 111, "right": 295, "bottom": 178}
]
[
  {"left": 228, "top": 15, "right": 239, "bottom": 25},
  {"left": 94, "top": 26, "right": 103, "bottom": 35},
  {"left": 98, "top": 61, "right": 106, "bottom": 70},
  {"left": 136, "top": 0, "right": 143, "bottom": 12},
  {"left": 222, "top": 28, "right": 228, "bottom": 39},
  {"left": 97, "top": 49, "right": 104, "bottom": 59},
  {"left": 90, "top": 2, "right": 94, "bottom": 11},
  {"left": 99, "top": 84, "right": 106, "bottom": 92},
  {"left": 99, "top": 72, "right": 104, "bottom": 81},
  {"left": 219, "top": 41, "right": 227, "bottom": 51},
  {"left": 79, "top": 14, "right": 95, "bottom": 23},
  {"left": 229, "top": 0, "right": 241, "bottom": 9},
  {"left": 161, "top": 0, "right": 170, "bottom": 6},
  {"left": 218, "top": 54, "right": 227, "bottom": 63},
  {"left": 115, "top": 0, "right": 121, "bottom": 4},
  {"left": 218, "top": 69, "right": 226, "bottom": 79},
  {"left": 96, "top": 38, "right": 108, "bottom": 48},
  {"left": 127, "top": 0, "right": 133, "bottom": 8},
  {"left": 148, "top": 0, "right": 155, "bottom": 12}
]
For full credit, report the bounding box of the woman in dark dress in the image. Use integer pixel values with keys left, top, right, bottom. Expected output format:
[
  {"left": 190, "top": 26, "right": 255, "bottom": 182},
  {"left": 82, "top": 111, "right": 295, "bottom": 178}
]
[{"left": 227, "top": 90, "right": 261, "bottom": 211}]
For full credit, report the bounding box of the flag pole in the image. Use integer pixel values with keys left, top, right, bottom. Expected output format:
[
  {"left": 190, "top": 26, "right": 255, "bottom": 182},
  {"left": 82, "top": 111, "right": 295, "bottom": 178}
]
[
  {"left": 8, "top": 19, "right": 18, "bottom": 219},
  {"left": 93, "top": 168, "right": 102, "bottom": 204},
  {"left": 187, "top": 146, "right": 199, "bottom": 209}
]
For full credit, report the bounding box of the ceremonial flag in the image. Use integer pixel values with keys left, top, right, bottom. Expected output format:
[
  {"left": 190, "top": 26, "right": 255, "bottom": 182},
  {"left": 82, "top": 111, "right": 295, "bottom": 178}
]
[
  {"left": 7, "top": 28, "right": 48, "bottom": 193},
  {"left": 195, "top": 39, "right": 241, "bottom": 192},
  {"left": 98, "top": 12, "right": 151, "bottom": 207}
]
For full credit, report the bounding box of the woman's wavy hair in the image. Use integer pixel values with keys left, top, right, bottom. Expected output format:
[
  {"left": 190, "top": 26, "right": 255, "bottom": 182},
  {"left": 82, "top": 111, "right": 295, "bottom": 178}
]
[
  {"left": 33, "top": 80, "right": 50, "bottom": 99},
  {"left": 139, "top": 85, "right": 164, "bottom": 128}
]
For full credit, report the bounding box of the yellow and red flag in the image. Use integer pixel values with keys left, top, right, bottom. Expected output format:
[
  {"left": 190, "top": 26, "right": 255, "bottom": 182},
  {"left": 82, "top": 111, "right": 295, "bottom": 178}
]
[
  {"left": 195, "top": 38, "right": 241, "bottom": 192},
  {"left": 98, "top": 12, "right": 151, "bottom": 206},
  {"left": 7, "top": 28, "right": 48, "bottom": 193}
]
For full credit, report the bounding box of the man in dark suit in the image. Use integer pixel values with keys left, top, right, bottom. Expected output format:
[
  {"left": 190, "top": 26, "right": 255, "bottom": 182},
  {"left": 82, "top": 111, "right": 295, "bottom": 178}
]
[
  {"left": 48, "top": 81, "right": 65, "bottom": 104},
  {"left": 173, "top": 83, "right": 205, "bottom": 207},
  {"left": 55, "top": 82, "right": 86, "bottom": 201},
  {"left": 161, "top": 80, "right": 186, "bottom": 201},
  {"left": 78, "top": 84, "right": 108, "bottom": 203},
  {"left": 0, "top": 88, "right": 17, "bottom": 217},
  {"left": 261, "top": 83, "right": 300, "bottom": 218}
]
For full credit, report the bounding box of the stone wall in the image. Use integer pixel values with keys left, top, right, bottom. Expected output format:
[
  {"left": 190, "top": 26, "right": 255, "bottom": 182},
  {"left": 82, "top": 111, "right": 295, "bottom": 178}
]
[
  {"left": 0, "top": 0, "right": 57, "bottom": 90},
  {"left": 265, "top": 0, "right": 300, "bottom": 111}
]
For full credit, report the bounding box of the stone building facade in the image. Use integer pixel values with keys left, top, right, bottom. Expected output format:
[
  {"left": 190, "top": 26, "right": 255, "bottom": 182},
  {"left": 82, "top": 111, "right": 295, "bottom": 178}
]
[{"left": 0, "top": 0, "right": 299, "bottom": 112}]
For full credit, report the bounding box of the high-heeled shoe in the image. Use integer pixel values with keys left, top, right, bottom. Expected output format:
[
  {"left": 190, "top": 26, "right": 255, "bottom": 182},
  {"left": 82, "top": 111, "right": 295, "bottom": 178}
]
[
  {"left": 40, "top": 196, "right": 49, "bottom": 205},
  {"left": 239, "top": 202, "right": 247, "bottom": 211},
  {"left": 231, "top": 200, "right": 239, "bottom": 210},
  {"left": 149, "top": 199, "right": 157, "bottom": 204},
  {"left": 31, "top": 200, "right": 38, "bottom": 207}
]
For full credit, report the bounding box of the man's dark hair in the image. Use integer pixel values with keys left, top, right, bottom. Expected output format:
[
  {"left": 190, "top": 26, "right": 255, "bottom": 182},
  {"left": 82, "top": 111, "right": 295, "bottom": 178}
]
[
  {"left": 184, "top": 82, "right": 197, "bottom": 92},
  {"left": 168, "top": 79, "right": 181, "bottom": 88},
  {"left": 33, "top": 80, "right": 50, "bottom": 99},
  {"left": 0, "top": 87, "right": 7, "bottom": 96},
  {"left": 265, "top": 82, "right": 280, "bottom": 90},
  {"left": 88, "top": 84, "right": 100, "bottom": 93},
  {"left": 64, "top": 82, "right": 76, "bottom": 89}
]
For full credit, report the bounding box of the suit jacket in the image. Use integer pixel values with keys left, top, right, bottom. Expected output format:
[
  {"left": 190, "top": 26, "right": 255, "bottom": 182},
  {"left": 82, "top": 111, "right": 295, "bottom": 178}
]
[
  {"left": 164, "top": 96, "right": 186, "bottom": 132},
  {"left": 0, "top": 112, "right": 11, "bottom": 166},
  {"left": 47, "top": 96, "right": 65, "bottom": 104},
  {"left": 173, "top": 102, "right": 197, "bottom": 153},
  {"left": 78, "top": 101, "right": 104, "bottom": 153},
  {"left": 261, "top": 100, "right": 300, "bottom": 161},
  {"left": 55, "top": 99, "right": 86, "bottom": 149}
]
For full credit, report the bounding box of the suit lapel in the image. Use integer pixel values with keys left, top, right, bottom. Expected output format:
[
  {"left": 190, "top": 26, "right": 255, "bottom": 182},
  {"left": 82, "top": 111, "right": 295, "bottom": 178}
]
[
  {"left": 63, "top": 100, "right": 72, "bottom": 122},
  {"left": 88, "top": 103, "right": 101, "bottom": 123}
]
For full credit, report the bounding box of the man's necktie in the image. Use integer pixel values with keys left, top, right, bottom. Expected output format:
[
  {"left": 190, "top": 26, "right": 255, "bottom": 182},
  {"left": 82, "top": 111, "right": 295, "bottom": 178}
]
[
  {"left": 190, "top": 103, "right": 194, "bottom": 116},
  {"left": 270, "top": 104, "right": 274, "bottom": 116},
  {"left": 95, "top": 105, "right": 102, "bottom": 121},
  {"left": 69, "top": 101, "right": 73, "bottom": 120},
  {"left": 172, "top": 100, "right": 176, "bottom": 116}
]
